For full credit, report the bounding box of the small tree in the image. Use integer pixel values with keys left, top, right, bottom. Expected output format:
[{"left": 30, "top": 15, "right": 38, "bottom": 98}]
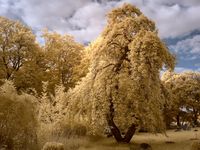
[{"left": 68, "top": 4, "right": 175, "bottom": 143}]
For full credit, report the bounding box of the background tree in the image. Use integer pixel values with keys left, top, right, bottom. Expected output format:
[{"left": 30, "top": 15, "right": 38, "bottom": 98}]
[
  {"left": 162, "top": 71, "right": 200, "bottom": 127},
  {"left": 42, "top": 30, "right": 85, "bottom": 93},
  {"left": 0, "top": 16, "right": 39, "bottom": 80},
  {"left": 0, "top": 18, "right": 86, "bottom": 95},
  {"left": 13, "top": 48, "right": 45, "bottom": 95},
  {"left": 67, "top": 4, "right": 175, "bottom": 143}
]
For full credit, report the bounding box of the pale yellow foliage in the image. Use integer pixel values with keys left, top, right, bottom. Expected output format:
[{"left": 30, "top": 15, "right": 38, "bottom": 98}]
[
  {"left": 41, "top": 30, "right": 85, "bottom": 93},
  {"left": 67, "top": 3, "right": 175, "bottom": 135},
  {"left": 162, "top": 71, "right": 200, "bottom": 105},
  {"left": 38, "top": 82, "right": 67, "bottom": 124}
]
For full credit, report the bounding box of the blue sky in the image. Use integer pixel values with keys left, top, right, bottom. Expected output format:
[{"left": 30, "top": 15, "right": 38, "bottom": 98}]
[{"left": 0, "top": 0, "right": 200, "bottom": 72}]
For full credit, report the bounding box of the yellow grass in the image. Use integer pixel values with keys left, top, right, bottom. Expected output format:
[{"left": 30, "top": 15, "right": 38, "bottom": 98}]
[{"left": 78, "top": 128, "right": 200, "bottom": 150}]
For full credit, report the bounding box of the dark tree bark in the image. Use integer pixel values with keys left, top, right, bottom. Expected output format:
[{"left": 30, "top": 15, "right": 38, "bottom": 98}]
[
  {"left": 123, "top": 124, "right": 137, "bottom": 143},
  {"left": 104, "top": 45, "right": 136, "bottom": 143},
  {"left": 193, "top": 109, "right": 198, "bottom": 126},
  {"left": 176, "top": 115, "right": 181, "bottom": 128},
  {"left": 106, "top": 115, "right": 137, "bottom": 143},
  {"left": 106, "top": 94, "right": 137, "bottom": 143},
  {"left": 106, "top": 115, "right": 123, "bottom": 142}
]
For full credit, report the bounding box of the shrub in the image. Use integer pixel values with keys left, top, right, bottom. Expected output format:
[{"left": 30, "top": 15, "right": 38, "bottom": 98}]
[
  {"left": 50, "top": 122, "right": 87, "bottom": 138},
  {"left": 72, "top": 124, "right": 87, "bottom": 137},
  {"left": 51, "top": 122, "right": 72, "bottom": 138},
  {"left": 38, "top": 124, "right": 89, "bottom": 150},
  {"left": 0, "top": 81, "right": 38, "bottom": 149},
  {"left": 42, "top": 142, "right": 64, "bottom": 150},
  {"left": 191, "top": 141, "right": 200, "bottom": 150}
]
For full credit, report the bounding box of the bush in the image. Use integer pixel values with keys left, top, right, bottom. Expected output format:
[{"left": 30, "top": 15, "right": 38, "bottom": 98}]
[
  {"left": 50, "top": 122, "right": 87, "bottom": 138},
  {"left": 191, "top": 141, "right": 200, "bottom": 150},
  {"left": 51, "top": 122, "right": 72, "bottom": 138},
  {"left": 72, "top": 124, "right": 87, "bottom": 137},
  {"left": 0, "top": 81, "right": 38, "bottom": 149},
  {"left": 42, "top": 142, "right": 64, "bottom": 150}
]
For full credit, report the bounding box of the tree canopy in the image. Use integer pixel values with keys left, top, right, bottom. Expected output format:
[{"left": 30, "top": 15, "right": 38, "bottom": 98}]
[
  {"left": 0, "top": 16, "right": 39, "bottom": 80},
  {"left": 162, "top": 71, "right": 200, "bottom": 127},
  {"left": 67, "top": 3, "right": 175, "bottom": 143},
  {"left": 41, "top": 30, "right": 85, "bottom": 93}
]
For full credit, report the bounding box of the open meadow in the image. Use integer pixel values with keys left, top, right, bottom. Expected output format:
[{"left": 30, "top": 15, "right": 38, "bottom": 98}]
[{"left": 52, "top": 128, "right": 200, "bottom": 150}]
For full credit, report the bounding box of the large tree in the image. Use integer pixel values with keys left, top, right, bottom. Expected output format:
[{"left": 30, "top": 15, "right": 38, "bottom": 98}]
[
  {"left": 0, "top": 16, "right": 39, "bottom": 80},
  {"left": 67, "top": 4, "right": 175, "bottom": 143},
  {"left": 162, "top": 71, "right": 200, "bottom": 127}
]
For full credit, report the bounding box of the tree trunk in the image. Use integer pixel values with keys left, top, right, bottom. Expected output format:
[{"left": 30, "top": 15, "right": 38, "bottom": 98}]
[
  {"left": 106, "top": 115, "right": 123, "bottom": 142},
  {"left": 123, "top": 124, "right": 136, "bottom": 143},
  {"left": 106, "top": 80, "right": 137, "bottom": 143},
  {"left": 176, "top": 115, "right": 181, "bottom": 128},
  {"left": 193, "top": 109, "right": 198, "bottom": 126},
  {"left": 106, "top": 115, "right": 136, "bottom": 143}
]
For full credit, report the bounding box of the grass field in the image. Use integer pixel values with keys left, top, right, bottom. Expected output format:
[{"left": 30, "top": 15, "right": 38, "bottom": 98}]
[{"left": 76, "top": 128, "right": 200, "bottom": 150}]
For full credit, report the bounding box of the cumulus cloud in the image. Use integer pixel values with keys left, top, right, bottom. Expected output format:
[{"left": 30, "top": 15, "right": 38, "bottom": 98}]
[
  {"left": 170, "top": 35, "right": 200, "bottom": 60},
  {"left": 16, "top": 0, "right": 93, "bottom": 30},
  {"left": 1, "top": 0, "right": 200, "bottom": 43},
  {"left": 67, "top": 2, "right": 112, "bottom": 42},
  {"left": 121, "top": 0, "right": 200, "bottom": 38},
  {"left": 0, "top": 0, "right": 24, "bottom": 21}
]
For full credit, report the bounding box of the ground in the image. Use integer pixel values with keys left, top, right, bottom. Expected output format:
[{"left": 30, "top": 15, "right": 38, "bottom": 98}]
[{"left": 77, "top": 128, "right": 200, "bottom": 150}]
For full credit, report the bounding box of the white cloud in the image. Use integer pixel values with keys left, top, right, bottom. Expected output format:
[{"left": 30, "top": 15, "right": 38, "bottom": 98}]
[
  {"left": 67, "top": 2, "right": 110, "bottom": 42},
  {"left": 17, "top": 0, "right": 92, "bottom": 30},
  {"left": 0, "top": 0, "right": 9, "bottom": 15},
  {"left": 0, "top": 0, "right": 200, "bottom": 43},
  {"left": 170, "top": 35, "right": 200, "bottom": 60},
  {"left": 125, "top": 0, "right": 200, "bottom": 38},
  {"left": 151, "top": 0, "right": 200, "bottom": 6}
]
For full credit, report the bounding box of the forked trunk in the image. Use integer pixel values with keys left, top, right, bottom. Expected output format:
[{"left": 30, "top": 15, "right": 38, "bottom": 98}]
[
  {"left": 107, "top": 91, "right": 137, "bottom": 143},
  {"left": 106, "top": 115, "right": 137, "bottom": 143},
  {"left": 123, "top": 124, "right": 137, "bottom": 143}
]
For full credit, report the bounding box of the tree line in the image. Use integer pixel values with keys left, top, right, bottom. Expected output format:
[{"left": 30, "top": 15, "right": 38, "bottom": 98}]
[{"left": 0, "top": 18, "right": 88, "bottom": 95}]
